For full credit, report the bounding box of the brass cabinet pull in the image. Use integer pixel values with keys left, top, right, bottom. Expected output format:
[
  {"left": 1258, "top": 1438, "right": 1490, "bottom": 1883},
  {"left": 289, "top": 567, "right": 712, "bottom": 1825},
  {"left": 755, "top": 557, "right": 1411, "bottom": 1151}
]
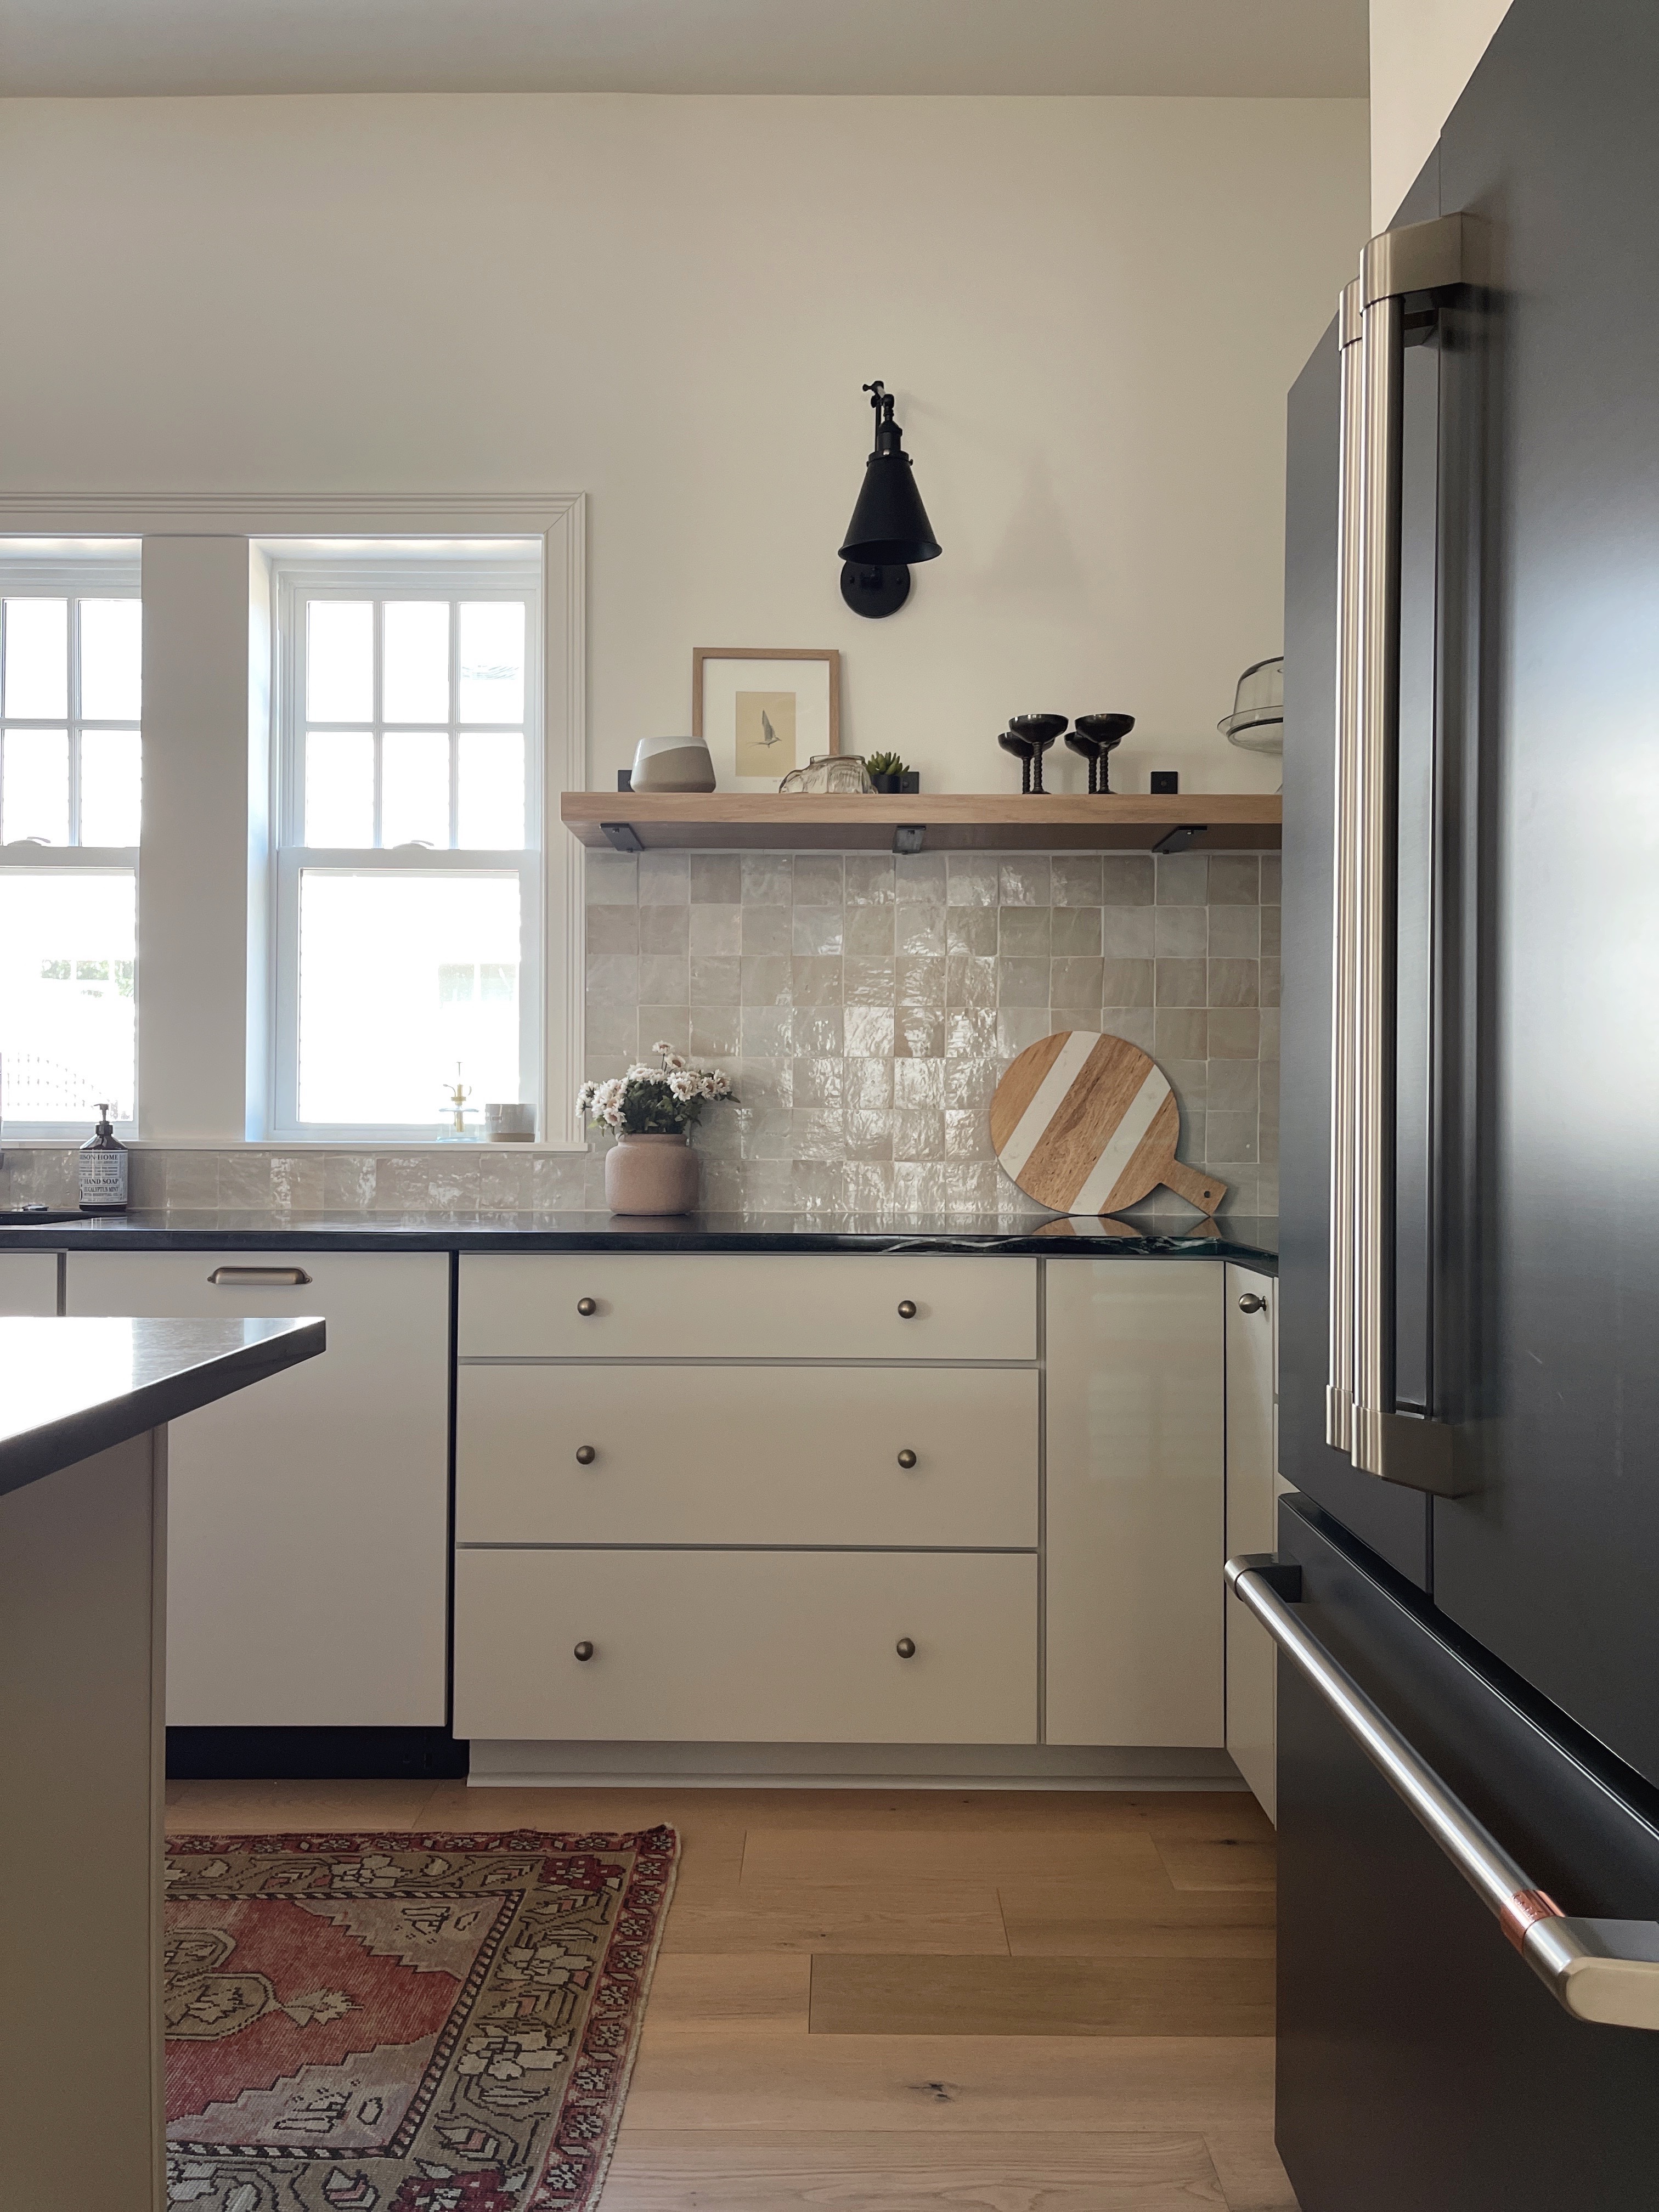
[
  {"left": 896, "top": 1449, "right": 918, "bottom": 1469},
  {"left": 574, "top": 1445, "right": 597, "bottom": 1465},
  {"left": 896, "top": 1637, "right": 917, "bottom": 1658},
  {"left": 576, "top": 1296, "right": 598, "bottom": 1317},
  {"left": 897, "top": 1300, "right": 918, "bottom": 1319},
  {"left": 1237, "top": 1292, "right": 1268, "bottom": 1316},
  {"left": 208, "top": 1266, "right": 313, "bottom": 1287},
  {"left": 573, "top": 1641, "right": 595, "bottom": 1662}
]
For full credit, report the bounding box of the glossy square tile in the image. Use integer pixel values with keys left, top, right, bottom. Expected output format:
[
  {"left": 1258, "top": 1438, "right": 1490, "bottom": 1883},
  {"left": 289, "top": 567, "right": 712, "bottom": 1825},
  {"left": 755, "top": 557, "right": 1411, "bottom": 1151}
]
[
  {"left": 1101, "top": 856, "right": 1154, "bottom": 906},
  {"left": 741, "top": 903, "right": 792, "bottom": 955},
  {"left": 637, "top": 955, "right": 690, "bottom": 1005},
  {"left": 1049, "top": 905, "right": 1102, "bottom": 957},
  {"left": 691, "top": 955, "right": 742, "bottom": 1005},
  {"left": 585, "top": 904, "right": 639, "bottom": 954},
  {"left": 791, "top": 855, "right": 844, "bottom": 906},
  {"left": 998, "top": 906, "right": 1051, "bottom": 957},
  {"left": 998, "top": 857, "right": 1051, "bottom": 907},
  {"left": 741, "top": 854, "right": 793, "bottom": 903},
  {"left": 947, "top": 905, "right": 998, "bottom": 956},
  {"left": 1155, "top": 958, "right": 1206, "bottom": 1008},
  {"left": 689, "top": 904, "right": 742, "bottom": 956},
  {"left": 1050, "top": 957, "right": 1104, "bottom": 1007},
  {"left": 585, "top": 852, "right": 637, "bottom": 905},
  {"left": 637, "top": 903, "right": 691, "bottom": 955},
  {"left": 946, "top": 856, "right": 1000, "bottom": 906},
  {"left": 733, "top": 954, "right": 792, "bottom": 1006},
  {"left": 842, "top": 1004, "right": 895, "bottom": 1056},
  {"left": 1154, "top": 906, "right": 1207, "bottom": 959},
  {"left": 844, "top": 903, "right": 895, "bottom": 957},
  {"left": 1207, "top": 855, "right": 1261, "bottom": 906},
  {"left": 895, "top": 955, "right": 946, "bottom": 1008},
  {"left": 639, "top": 851, "right": 690, "bottom": 904},
  {"left": 791, "top": 956, "right": 843, "bottom": 1005},
  {"left": 1051, "top": 856, "right": 1104, "bottom": 907},
  {"left": 894, "top": 851, "right": 947, "bottom": 902},
  {"left": 792, "top": 906, "right": 845, "bottom": 956},
  {"left": 791, "top": 1006, "right": 844, "bottom": 1056},
  {"left": 1208, "top": 958, "right": 1260, "bottom": 1009},
  {"left": 1155, "top": 853, "right": 1207, "bottom": 906},
  {"left": 690, "top": 853, "right": 742, "bottom": 904},
  {"left": 844, "top": 854, "right": 894, "bottom": 905},
  {"left": 895, "top": 905, "right": 946, "bottom": 957},
  {"left": 894, "top": 1007, "right": 947, "bottom": 1059}
]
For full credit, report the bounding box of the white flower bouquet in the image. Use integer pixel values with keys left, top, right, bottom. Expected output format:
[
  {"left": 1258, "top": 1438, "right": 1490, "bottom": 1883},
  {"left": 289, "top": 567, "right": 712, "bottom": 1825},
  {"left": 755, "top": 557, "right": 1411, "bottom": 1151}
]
[{"left": 577, "top": 1043, "right": 736, "bottom": 1137}]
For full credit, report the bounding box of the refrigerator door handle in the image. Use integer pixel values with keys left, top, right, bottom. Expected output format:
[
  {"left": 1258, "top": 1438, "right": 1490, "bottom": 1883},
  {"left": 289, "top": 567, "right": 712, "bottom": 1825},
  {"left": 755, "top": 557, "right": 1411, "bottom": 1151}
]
[
  {"left": 1325, "top": 277, "right": 1364, "bottom": 1455},
  {"left": 1227, "top": 1554, "right": 1659, "bottom": 2032},
  {"left": 1344, "top": 214, "right": 1481, "bottom": 1497}
]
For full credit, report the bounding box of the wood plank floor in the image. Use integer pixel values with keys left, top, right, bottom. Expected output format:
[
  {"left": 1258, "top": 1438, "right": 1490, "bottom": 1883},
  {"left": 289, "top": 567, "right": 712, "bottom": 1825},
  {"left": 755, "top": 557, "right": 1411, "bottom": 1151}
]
[{"left": 166, "top": 1779, "right": 1298, "bottom": 2210}]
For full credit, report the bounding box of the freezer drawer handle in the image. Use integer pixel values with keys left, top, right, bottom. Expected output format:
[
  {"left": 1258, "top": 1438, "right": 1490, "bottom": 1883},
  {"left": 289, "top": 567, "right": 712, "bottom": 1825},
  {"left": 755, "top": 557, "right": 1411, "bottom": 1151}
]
[
  {"left": 1226, "top": 1553, "right": 1659, "bottom": 2033},
  {"left": 207, "top": 1266, "right": 313, "bottom": 1288}
]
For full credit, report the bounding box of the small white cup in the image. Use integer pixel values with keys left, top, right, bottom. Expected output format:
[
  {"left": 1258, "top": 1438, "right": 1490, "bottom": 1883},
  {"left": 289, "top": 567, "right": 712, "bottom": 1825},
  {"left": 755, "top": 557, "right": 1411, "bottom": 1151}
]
[{"left": 484, "top": 1102, "right": 536, "bottom": 1143}]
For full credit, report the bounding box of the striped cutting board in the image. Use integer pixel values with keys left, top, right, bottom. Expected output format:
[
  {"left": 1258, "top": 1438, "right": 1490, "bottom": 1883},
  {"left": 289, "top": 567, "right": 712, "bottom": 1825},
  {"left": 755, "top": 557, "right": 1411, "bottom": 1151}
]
[{"left": 990, "top": 1030, "right": 1227, "bottom": 1216}]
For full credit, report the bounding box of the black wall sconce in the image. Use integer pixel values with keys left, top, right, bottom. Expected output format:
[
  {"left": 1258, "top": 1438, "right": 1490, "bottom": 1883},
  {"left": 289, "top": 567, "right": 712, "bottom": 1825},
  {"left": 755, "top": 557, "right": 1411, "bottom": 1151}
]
[{"left": 838, "top": 380, "right": 941, "bottom": 618}]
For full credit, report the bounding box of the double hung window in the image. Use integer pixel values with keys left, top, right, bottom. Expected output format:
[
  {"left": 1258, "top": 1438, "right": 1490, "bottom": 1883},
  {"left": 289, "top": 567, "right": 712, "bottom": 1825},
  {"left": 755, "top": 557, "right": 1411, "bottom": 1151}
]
[
  {"left": 0, "top": 545, "right": 142, "bottom": 1129},
  {"left": 269, "top": 546, "right": 543, "bottom": 1141}
]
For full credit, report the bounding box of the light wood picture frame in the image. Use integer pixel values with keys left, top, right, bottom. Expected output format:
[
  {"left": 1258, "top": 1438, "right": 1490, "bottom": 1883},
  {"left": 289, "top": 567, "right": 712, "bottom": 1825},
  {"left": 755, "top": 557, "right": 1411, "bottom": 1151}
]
[{"left": 692, "top": 647, "right": 842, "bottom": 792}]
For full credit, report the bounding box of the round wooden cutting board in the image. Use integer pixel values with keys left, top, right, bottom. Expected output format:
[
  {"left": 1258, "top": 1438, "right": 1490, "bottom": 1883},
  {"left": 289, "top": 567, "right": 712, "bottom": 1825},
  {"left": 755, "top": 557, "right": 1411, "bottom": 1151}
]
[{"left": 990, "top": 1030, "right": 1227, "bottom": 1217}]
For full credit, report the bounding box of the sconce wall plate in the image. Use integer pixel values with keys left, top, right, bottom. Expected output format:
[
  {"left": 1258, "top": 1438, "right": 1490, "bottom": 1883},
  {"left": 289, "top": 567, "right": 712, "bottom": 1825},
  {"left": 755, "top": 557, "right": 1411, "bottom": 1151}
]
[{"left": 840, "top": 560, "right": 911, "bottom": 617}]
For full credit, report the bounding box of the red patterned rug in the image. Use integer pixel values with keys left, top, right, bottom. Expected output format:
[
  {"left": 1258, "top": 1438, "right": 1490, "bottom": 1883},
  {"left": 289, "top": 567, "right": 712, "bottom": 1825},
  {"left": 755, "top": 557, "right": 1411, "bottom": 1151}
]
[{"left": 163, "top": 1827, "right": 678, "bottom": 2211}]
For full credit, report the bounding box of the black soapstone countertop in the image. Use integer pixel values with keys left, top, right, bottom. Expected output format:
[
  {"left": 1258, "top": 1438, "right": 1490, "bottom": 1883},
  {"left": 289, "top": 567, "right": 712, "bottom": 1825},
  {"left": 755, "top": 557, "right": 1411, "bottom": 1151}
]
[
  {"left": 0, "top": 1209, "right": 1278, "bottom": 1269},
  {"left": 0, "top": 1315, "right": 326, "bottom": 1499}
]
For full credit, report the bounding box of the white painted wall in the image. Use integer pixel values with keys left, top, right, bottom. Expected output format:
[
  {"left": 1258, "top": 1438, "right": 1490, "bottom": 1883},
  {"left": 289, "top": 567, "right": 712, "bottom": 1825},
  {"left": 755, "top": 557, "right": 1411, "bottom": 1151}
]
[
  {"left": 1370, "top": 0, "right": 1513, "bottom": 229},
  {"left": 0, "top": 93, "right": 1365, "bottom": 798}
]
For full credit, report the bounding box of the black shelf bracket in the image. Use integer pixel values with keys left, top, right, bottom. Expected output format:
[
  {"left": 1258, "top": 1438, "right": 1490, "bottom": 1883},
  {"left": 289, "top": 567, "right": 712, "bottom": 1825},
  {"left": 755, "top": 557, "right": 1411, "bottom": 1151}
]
[
  {"left": 892, "top": 825, "right": 927, "bottom": 855},
  {"left": 600, "top": 822, "right": 644, "bottom": 853}
]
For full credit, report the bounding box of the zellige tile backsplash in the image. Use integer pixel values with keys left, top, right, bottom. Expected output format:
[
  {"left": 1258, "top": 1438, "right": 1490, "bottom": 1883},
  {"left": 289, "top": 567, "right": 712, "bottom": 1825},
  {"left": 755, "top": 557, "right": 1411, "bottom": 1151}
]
[{"left": 1, "top": 848, "right": 1277, "bottom": 1218}]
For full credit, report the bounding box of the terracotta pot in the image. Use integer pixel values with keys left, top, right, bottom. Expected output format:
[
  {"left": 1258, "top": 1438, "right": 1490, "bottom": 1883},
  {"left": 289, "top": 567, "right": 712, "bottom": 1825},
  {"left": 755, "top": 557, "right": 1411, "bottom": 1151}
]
[{"left": 605, "top": 1132, "right": 701, "bottom": 1216}]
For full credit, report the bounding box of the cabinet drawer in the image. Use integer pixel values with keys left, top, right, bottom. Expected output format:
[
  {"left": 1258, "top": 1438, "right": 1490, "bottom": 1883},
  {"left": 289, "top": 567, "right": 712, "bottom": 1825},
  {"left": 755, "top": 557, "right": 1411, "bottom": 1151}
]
[
  {"left": 458, "top": 1253, "right": 1036, "bottom": 1362},
  {"left": 456, "top": 1365, "right": 1037, "bottom": 1547},
  {"left": 453, "top": 1548, "right": 1037, "bottom": 1744}
]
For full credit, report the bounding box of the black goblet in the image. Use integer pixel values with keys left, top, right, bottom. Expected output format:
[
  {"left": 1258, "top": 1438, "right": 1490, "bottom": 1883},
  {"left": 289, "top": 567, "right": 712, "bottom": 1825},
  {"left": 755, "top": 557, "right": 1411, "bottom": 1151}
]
[
  {"left": 1008, "top": 713, "right": 1067, "bottom": 795},
  {"left": 997, "top": 726, "right": 1034, "bottom": 793},
  {"left": 1068, "top": 711, "right": 1136, "bottom": 794}
]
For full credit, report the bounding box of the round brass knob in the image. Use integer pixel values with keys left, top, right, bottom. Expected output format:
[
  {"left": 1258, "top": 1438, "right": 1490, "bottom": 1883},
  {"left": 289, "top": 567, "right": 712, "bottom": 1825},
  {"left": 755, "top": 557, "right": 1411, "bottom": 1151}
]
[
  {"left": 897, "top": 1300, "right": 918, "bottom": 1319},
  {"left": 577, "top": 1297, "right": 598, "bottom": 1317},
  {"left": 575, "top": 1445, "right": 596, "bottom": 1465},
  {"left": 896, "top": 1637, "right": 917, "bottom": 1658},
  {"left": 896, "top": 1449, "right": 918, "bottom": 1469},
  {"left": 573, "top": 1640, "right": 595, "bottom": 1662},
  {"left": 1237, "top": 1292, "right": 1268, "bottom": 1316}
]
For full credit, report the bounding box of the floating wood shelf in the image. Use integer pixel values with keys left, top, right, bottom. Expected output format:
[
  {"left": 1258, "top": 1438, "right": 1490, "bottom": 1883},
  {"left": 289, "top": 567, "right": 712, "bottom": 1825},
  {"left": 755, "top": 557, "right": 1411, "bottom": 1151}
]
[{"left": 561, "top": 792, "right": 1280, "bottom": 855}]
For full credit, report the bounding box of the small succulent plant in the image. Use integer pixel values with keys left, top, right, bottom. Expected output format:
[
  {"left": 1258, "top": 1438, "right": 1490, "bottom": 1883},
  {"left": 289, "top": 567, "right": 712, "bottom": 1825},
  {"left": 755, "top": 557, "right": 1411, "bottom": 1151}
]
[{"left": 866, "top": 751, "right": 907, "bottom": 778}]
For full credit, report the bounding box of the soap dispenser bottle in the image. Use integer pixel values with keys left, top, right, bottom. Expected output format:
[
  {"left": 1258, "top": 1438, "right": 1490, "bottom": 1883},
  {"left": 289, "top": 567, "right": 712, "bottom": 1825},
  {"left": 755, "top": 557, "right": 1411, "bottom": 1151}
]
[{"left": 79, "top": 1104, "right": 129, "bottom": 1213}]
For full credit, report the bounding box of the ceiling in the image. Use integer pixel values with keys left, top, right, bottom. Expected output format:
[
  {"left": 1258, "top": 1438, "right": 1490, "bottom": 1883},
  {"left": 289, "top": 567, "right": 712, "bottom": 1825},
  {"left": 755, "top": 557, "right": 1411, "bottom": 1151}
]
[{"left": 0, "top": 0, "right": 1369, "bottom": 100}]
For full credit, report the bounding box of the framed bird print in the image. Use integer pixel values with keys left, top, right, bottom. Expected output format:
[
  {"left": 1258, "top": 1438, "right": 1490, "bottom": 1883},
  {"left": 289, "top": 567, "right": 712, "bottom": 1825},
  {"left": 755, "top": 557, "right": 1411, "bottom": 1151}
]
[{"left": 692, "top": 647, "right": 842, "bottom": 792}]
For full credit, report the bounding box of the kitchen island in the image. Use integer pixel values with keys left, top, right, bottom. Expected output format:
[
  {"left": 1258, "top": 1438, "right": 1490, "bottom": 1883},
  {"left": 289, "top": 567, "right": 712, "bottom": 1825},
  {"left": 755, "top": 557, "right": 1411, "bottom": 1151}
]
[{"left": 0, "top": 1314, "right": 325, "bottom": 2212}]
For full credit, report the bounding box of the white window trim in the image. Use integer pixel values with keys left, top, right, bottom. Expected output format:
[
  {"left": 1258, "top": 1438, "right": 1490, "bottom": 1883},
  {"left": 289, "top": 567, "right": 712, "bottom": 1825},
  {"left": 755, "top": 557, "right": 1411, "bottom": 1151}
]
[
  {"left": 0, "top": 543, "right": 143, "bottom": 1136},
  {"left": 0, "top": 495, "right": 588, "bottom": 1150}
]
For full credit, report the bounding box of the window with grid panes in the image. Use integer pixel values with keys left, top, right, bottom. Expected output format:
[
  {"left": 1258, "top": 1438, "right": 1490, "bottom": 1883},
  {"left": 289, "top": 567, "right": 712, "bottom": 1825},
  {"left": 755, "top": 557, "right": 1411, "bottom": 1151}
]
[
  {"left": 270, "top": 547, "right": 543, "bottom": 1140},
  {"left": 0, "top": 546, "right": 142, "bottom": 1129}
]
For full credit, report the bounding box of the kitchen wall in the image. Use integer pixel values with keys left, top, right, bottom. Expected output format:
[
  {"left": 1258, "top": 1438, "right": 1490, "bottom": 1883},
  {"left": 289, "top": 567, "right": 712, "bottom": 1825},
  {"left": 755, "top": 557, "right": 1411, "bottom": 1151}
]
[
  {"left": 3, "top": 844, "right": 1278, "bottom": 1218},
  {"left": 0, "top": 91, "right": 1365, "bottom": 795},
  {"left": 1369, "top": 0, "right": 1513, "bottom": 228},
  {"left": 0, "top": 88, "right": 1346, "bottom": 1212}
]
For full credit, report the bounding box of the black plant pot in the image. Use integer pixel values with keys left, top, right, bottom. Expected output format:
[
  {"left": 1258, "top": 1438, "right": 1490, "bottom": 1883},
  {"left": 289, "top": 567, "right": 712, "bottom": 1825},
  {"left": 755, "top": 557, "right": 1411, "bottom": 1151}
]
[{"left": 871, "top": 772, "right": 921, "bottom": 794}]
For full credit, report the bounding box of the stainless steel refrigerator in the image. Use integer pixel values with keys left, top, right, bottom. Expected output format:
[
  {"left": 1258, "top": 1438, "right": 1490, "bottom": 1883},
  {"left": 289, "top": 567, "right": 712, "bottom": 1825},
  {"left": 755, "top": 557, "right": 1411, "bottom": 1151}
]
[{"left": 1247, "top": 0, "right": 1659, "bottom": 2201}]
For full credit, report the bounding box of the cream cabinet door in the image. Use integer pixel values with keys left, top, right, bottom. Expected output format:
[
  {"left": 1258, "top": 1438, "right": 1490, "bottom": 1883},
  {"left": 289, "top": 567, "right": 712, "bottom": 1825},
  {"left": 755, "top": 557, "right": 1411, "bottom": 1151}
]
[
  {"left": 1226, "top": 1262, "right": 1278, "bottom": 1819},
  {"left": 65, "top": 1249, "right": 449, "bottom": 1728},
  {"left": 454, "top": 1548, "right": 1038, "bottom": 1745},
  {"left": 458, "top": 1252, "right": 1036, "bottom": 1362},
  {"left": 456, "top": 1364, "right": 1037, "bottom": 1548},
  {"left": 1045, "top": 1259, "right": 1225, "bottom": 1747},
  {"left": 0, "top": 1250, "right": 59, "bottom": 1314}
]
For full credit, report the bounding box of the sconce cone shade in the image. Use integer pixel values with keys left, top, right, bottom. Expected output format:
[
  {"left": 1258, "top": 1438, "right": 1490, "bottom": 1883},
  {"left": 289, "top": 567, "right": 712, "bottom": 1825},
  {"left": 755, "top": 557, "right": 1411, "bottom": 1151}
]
[{"left": 838, "top": 428, "right": 942, "bottom": 566}]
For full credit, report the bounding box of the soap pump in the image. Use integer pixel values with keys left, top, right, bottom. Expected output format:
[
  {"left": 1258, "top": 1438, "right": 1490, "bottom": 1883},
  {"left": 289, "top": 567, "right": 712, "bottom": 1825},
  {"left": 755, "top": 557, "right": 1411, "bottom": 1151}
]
[{"left": 79, "top": 1103, "right": 129, "bottom": 1213}]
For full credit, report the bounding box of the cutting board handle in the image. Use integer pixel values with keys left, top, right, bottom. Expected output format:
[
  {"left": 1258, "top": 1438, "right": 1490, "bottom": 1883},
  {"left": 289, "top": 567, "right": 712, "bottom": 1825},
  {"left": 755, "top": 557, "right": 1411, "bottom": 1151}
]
[{"left": 1159, "top": 1159, "right": 1228, "bottom": 1216}]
